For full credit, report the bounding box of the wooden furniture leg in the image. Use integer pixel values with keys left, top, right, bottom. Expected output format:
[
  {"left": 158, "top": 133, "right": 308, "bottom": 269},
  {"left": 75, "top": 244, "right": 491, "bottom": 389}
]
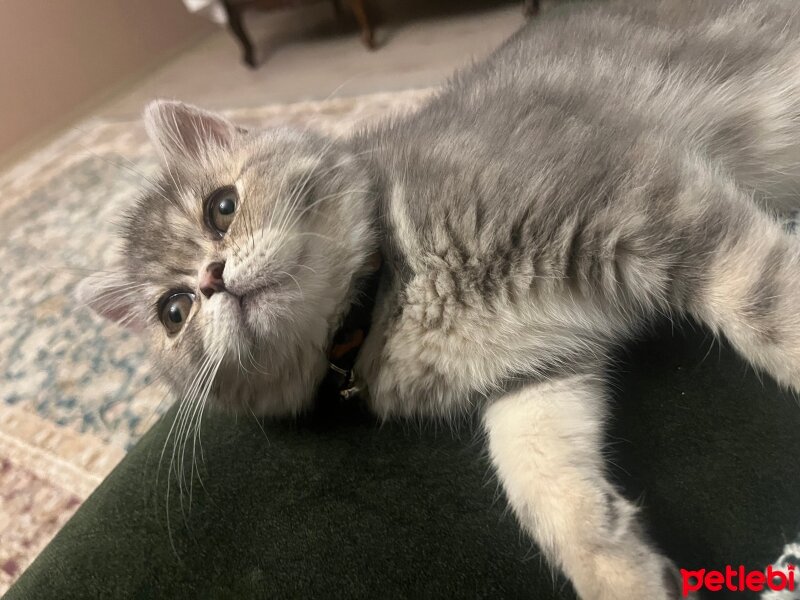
[
  {"left": 331, "top": 0, "right": 345, "bottom": 23},
  {"left": 523, "top": 0, "right": 540, "bottom": 17},
  {"left": 347, "top": 0, "right": 375, "bottom": 49},
  {"left": 221, "top": 0, "right": 257, "bottom": 67}
]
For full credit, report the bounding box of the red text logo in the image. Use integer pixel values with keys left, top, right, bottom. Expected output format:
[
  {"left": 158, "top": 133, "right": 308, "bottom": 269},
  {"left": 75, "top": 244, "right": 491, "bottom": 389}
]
[{"left": 681, "top": 565, "right": 796, "bottom": 596}]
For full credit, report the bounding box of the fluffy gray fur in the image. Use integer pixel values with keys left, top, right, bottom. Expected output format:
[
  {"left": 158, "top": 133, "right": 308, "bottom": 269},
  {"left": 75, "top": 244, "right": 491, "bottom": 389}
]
[{"left": 81, "top": 1, "right": 800, "bottom": 598}]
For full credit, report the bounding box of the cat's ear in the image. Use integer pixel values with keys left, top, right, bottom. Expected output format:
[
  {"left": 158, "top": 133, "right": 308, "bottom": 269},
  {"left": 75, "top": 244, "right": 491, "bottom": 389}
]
[
  {"left": 76, "top": 272, "right": 145, "bottom": 332},
  {"left": 143, "top": 100, "right": 240, "bottom": 162}
]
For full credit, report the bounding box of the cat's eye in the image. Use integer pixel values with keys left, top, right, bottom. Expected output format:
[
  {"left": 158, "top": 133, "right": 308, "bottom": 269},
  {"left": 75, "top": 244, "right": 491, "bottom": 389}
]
[
  {"left": 205, "top": 186, "right": 238, "bottom": 236},
  {"left": 159, "top": 292, "right": 195, "bottom": 334}
]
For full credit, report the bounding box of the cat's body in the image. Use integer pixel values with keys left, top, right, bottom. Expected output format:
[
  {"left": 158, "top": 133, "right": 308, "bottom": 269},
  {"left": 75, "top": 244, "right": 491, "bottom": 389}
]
[
  {"left": 81, "top": 1, "right": 800, "bottom": 598},
  {"left": 358, "top": 0, "right": 800, "bottom": 419}
]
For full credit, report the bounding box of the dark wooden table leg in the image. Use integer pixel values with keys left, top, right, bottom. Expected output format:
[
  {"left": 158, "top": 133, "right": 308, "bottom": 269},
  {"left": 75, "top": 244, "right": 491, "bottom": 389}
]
[
  {"left": 221, "top": 0, "right": 257, "bottom": 67},
  {"left": 523, "top": 0, "right": 540, "bottom": 17},
  {"left": 347, "top": 0, "right": 375, "bottom": 49},
  {"left": 331, "top": 0, "right": 345, "bottom": 24}
]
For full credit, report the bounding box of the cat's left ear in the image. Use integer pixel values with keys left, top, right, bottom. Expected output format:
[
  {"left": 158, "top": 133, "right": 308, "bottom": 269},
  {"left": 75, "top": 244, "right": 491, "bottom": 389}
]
[
  {"left": 76, "top": 271, "right": 146, "bottom": 332},
  {"left": 143, "top": 100, "right": 241, "bottom": 162}
]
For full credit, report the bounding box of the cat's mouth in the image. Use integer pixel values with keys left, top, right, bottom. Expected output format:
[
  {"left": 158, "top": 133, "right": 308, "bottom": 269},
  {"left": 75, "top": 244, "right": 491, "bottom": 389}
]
[
  {"left": 238, "top": 287, "right": 267, "bottom": 317},
  {"left": 231, "top": 272, "right": 297, "bottom": 317},
  {"left": 235, "top": 283, "right": 282, "bottom": 326},
  {"left": 216, "top": 273, "right": 297, "bottom": 337}
]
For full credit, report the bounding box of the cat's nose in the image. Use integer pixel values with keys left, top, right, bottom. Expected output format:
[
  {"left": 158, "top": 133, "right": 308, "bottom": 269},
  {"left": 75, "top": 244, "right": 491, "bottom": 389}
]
[{"left": 200, "top": 261, "right": 226, "bottom": 299}]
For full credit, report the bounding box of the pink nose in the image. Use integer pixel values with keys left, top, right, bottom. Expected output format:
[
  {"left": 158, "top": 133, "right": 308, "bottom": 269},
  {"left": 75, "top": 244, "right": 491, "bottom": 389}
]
[{"left": 200, "top": 261, "right": 226, "bottom": 299}]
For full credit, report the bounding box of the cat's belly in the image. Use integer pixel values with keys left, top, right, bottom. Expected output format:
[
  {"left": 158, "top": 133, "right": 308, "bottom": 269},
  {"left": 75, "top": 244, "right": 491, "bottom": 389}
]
[{"left": 357, "top": 268, "right": 627, "bottom": 419}]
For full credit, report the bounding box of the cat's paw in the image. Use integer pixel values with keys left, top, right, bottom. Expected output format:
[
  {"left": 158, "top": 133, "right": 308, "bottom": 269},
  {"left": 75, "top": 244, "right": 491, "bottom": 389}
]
[{"left": 585, "top": 554, "right": 691, "bottom": 600}]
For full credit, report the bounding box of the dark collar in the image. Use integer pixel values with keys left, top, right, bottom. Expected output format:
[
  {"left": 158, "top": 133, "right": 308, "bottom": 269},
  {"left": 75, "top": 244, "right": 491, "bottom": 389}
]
[{"left": 320, "top": 254, "right": 382, "bottom": 399}]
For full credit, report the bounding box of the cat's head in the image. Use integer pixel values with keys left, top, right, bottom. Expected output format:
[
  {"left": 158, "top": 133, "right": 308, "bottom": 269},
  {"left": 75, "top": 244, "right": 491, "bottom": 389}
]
[{"left": 79, "top": 101, "right": 377, "bottom": 416}]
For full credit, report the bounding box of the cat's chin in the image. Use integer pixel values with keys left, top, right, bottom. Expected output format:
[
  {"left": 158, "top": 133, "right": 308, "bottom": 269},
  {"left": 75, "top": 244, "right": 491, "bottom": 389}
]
[
  {"left": 198, "top": 289, "right": 326, "bottom": 416},
  {"left": 209, "top": 352, "right": 325, "bottom": 418}
]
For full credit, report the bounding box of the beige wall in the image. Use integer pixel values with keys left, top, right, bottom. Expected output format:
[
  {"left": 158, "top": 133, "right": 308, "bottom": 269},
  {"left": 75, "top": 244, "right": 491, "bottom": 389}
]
[{"left": 0, "top": 0, "right": 213, "bottom": 161}]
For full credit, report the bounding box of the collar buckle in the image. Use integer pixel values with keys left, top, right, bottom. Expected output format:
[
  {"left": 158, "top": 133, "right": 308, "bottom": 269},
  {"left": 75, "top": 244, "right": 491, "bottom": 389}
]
[{"left": 320, "top": 253, "right": 382, "bottom": 401}]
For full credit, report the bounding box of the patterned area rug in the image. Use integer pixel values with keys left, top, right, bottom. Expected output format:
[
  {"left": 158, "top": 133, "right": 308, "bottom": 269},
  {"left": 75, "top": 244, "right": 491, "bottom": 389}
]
[{"left": 0, "top": 88, "right": 432, "bottom": 593}]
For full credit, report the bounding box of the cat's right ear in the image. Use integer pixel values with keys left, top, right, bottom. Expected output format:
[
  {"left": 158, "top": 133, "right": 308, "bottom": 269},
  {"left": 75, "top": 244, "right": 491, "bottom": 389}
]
[
  {"left": 143, "top": 100, "right": 240, "bottom": 163},
  {"left": 76, "top": 272, "right": 145, "bottom": 332}
]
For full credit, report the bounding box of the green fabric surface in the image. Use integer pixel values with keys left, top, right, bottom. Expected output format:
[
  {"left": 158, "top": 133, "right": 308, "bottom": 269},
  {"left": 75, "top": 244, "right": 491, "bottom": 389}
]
[{"left": 6, "top": 324, "right": 800, "bottom": 599}]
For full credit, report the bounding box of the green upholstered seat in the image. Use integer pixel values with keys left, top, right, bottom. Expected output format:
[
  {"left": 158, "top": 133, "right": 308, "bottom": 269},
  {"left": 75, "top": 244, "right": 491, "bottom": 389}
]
[{"left": 6, "top": 324, "right": 800, "bottom": 599}]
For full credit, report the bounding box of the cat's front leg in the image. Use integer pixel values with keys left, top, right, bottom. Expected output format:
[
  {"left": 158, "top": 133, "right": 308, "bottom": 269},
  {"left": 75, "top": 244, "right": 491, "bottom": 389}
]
[{"left": 484, "top": 375, "right": 683, "bottom": 600}]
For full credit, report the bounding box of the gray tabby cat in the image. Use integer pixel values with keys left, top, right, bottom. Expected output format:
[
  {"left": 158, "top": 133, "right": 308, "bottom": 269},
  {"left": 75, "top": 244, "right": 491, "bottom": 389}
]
[{"left": 80, "top": 0, "right": 800, "bottom": 598}]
